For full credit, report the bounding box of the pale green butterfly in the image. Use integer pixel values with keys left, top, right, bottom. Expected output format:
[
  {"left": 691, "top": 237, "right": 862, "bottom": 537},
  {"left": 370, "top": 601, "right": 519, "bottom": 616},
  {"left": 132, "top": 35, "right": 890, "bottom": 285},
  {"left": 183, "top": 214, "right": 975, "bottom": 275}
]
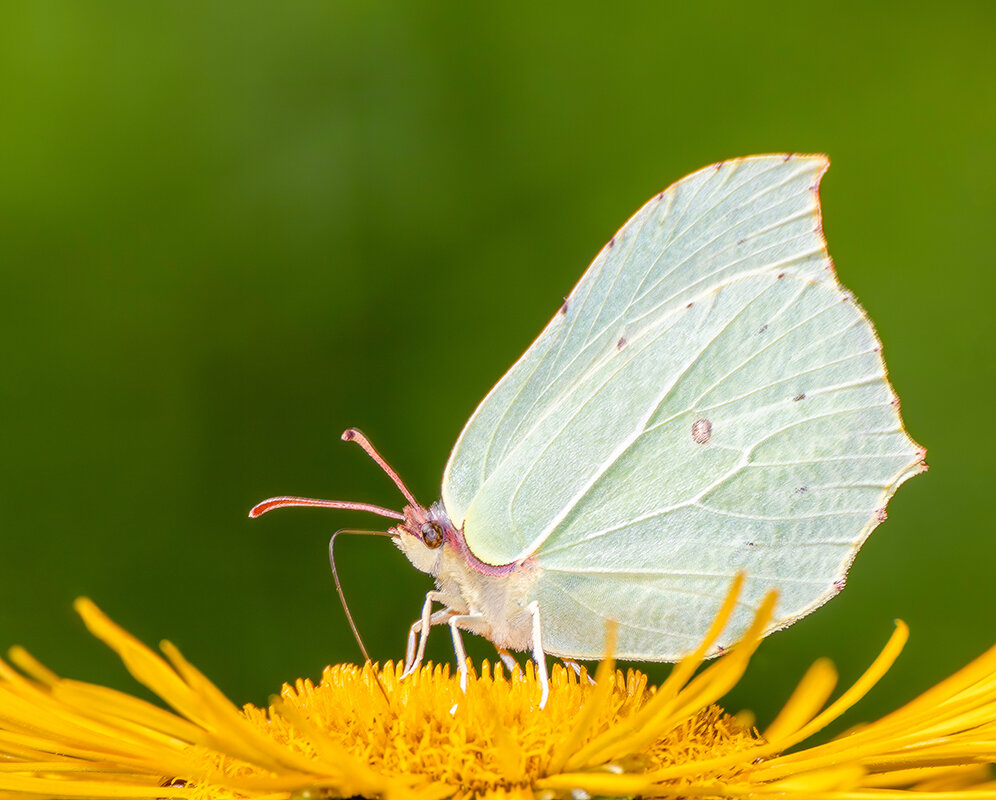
[{"left": 252, "top": 154, "right": 925, "bottom": 706}]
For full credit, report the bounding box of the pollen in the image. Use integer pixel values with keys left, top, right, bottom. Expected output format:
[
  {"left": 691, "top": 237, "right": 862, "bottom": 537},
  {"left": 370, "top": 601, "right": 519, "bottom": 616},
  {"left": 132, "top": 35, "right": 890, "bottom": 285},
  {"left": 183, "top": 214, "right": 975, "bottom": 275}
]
[{"left": 213, "top": 661, "right": 758, "bottom": 797}]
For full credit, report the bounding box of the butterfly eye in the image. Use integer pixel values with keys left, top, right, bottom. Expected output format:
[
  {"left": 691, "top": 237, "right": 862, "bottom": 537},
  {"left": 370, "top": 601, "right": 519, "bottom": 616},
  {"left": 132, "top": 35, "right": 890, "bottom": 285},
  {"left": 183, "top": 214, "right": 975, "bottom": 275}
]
[{"left": 419, "top": 521, "right": 444, "bottom": 549}]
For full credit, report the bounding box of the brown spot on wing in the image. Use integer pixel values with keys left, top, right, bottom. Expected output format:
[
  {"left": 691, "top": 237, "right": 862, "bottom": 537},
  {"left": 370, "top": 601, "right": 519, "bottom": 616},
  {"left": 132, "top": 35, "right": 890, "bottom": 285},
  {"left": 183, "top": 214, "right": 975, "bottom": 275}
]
[{"left": 691, "top": 418, "right": 712, "bottom": 444}]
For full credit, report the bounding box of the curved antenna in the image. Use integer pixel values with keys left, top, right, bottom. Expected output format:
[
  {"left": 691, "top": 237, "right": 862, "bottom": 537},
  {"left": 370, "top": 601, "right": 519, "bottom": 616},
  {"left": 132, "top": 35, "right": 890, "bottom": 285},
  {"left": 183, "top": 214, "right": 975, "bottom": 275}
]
[
  {"left": 341, "top": 428, "right": 421, "bottom": 508},
  {"left": 249, "top": 496, "right": 405, "bottom": 520},
  {"left": 329, "top": 528, "right": 397, "bottom": 663}
]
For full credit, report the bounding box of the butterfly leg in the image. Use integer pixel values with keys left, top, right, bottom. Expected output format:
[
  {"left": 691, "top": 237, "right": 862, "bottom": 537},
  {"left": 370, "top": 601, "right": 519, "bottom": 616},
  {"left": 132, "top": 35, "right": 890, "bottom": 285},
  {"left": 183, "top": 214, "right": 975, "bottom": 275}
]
[
  {"left": 562, "top": 658, "right": 596, "bottom": 685},
  {"left": 527, "top": 601, "right": 549, "bottom": 708},
  {"left": 447, "top": 613, "right": 486, "bottom": 693},
  {"left": 402, "top": 607, "right": 454, "bottom": 677},
  {"left": 402, "top": 591, "right": 451, "bottom": 678},
  {"left": 495, "top": 646, "right": 519, "bottom": 673}
]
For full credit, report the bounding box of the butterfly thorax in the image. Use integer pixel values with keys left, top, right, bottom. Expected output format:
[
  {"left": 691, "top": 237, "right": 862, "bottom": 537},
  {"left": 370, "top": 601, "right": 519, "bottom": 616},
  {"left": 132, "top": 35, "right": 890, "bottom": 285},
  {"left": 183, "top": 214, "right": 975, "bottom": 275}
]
[{"left": 394, "top": 501, "right": 540, "bottom": 652}]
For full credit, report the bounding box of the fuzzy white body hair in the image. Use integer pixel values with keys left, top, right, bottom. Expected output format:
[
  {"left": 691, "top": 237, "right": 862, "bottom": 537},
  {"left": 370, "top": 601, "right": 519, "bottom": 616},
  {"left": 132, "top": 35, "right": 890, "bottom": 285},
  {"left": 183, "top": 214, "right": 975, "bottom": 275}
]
[{"left": 396, "top": 529, "right": 539, "bottom": 652}]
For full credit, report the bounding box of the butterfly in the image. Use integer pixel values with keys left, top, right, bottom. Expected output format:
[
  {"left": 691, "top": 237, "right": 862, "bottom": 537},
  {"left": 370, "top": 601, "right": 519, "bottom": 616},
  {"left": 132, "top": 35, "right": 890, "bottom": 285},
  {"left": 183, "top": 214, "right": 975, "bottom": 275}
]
[{"left": 252, "top": 154, "right": 925, "bottom": 707}]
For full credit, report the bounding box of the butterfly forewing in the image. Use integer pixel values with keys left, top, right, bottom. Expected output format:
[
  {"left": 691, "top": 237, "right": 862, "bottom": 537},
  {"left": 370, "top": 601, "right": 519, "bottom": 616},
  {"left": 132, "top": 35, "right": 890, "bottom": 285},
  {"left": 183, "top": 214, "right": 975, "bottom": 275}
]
[{"left": 441, "top": 154, "right": 923, "bottom": 658}]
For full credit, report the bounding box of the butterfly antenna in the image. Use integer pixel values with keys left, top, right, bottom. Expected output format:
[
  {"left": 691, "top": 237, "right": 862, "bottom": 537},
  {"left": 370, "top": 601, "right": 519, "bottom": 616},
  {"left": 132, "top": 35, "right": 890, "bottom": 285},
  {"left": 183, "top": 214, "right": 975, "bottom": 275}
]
[
  {"left": 341, "top": 428, "right": 421, "bottom": 508},
  {"left": 330, "top": 529, "right": 396, "bottom": 705},
  {"left": 249, "top": 497, "right": 404, "bottom": 520}
]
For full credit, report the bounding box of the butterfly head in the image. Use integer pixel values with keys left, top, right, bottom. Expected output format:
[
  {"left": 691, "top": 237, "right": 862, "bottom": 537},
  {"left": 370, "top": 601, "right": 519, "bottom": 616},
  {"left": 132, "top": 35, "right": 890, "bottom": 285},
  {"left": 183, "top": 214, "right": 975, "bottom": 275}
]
[{"left": 393, "top": 502, "right": 458, "bottom": 577}]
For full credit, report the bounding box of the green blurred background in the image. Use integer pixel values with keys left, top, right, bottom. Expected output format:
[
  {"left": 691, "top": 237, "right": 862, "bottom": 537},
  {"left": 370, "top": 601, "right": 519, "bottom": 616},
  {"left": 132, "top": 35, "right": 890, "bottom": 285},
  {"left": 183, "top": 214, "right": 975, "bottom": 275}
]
[{"left": 1, "top": 2, "right": 993, "bottom": 729}]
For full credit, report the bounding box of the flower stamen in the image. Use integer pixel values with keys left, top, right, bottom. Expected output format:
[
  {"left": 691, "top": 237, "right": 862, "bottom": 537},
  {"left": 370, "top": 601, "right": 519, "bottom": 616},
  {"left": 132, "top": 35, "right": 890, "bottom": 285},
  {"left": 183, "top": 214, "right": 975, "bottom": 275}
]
[{"left": 0, "top": 591, "right": 991, "bottom": 799}]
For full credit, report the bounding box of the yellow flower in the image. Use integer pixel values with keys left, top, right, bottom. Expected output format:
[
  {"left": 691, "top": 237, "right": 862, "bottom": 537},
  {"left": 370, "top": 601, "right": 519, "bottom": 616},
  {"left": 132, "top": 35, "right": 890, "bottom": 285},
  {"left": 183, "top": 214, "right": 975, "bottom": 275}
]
[{"left": 0, "top": 577, "right": 993, "bottom": 800}]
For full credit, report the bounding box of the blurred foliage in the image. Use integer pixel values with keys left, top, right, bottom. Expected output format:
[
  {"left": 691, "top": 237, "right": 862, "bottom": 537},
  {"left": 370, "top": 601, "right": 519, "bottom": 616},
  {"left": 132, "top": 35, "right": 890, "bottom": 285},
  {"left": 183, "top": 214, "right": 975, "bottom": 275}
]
[{"left": 0, "top": 1, "right": 993, "bottom": 730}]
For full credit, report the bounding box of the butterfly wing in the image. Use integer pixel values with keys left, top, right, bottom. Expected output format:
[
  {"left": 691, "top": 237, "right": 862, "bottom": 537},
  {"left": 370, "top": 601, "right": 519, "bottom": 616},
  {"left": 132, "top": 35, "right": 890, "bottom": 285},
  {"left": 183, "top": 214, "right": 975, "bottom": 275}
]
[{"left": 442, "top": 155, "right": 924, "bottom": 658}]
